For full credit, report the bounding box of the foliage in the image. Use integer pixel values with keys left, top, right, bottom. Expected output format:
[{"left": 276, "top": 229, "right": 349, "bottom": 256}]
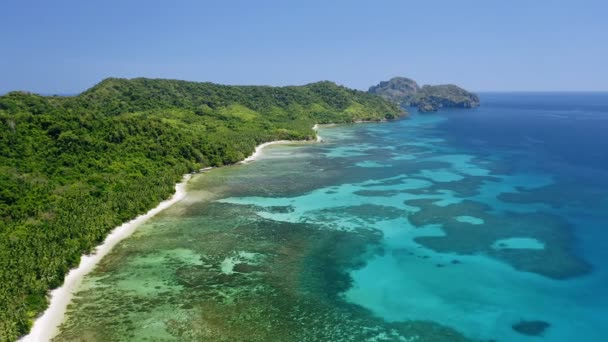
[
  {"left": 368, "top": 77, "right": 480, "bottom": 112},
  {"left": 367, "top": 77, "right": 420, "bottom": 105},
  {"left": 0, "top": 78, "right": 400, "bottom": 340},
  {"left": 411, "top": 84, "right": 480, "bottom": 112}
]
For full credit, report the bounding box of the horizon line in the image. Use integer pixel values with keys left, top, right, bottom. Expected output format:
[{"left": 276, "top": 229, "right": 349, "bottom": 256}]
[{"left": 3, "top": 89, "right": 608, "bottom": 97}]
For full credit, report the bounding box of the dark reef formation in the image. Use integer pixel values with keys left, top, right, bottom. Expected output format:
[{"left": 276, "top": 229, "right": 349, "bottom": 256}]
[
  {"left": 368, "top": 77, "right": 480, "bottom": 112},
  {"left": 512, "top": 320, "right": 551, "bottom": 336}
]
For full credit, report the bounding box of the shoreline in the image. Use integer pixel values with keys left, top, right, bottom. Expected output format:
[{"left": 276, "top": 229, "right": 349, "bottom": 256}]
[
  {"left": 313, "top": 124, "right": 322, "bottom": 142},
  {"left": 23, "top": 125, "right": 325, "bottom": 341},
  {"left": 241, "top": 124, "right": 323, "bottom": 163},
  {"left": 240, "top": 140, "right": 297, "bottom": 163},
  {"left": 21, "top": 176, "right": 192, "bottom": 342}
]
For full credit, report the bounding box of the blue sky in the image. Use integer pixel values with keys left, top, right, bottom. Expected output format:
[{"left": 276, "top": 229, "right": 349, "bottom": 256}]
[{"left": 1, "top": 0, "right": 606, "bottom": 94}]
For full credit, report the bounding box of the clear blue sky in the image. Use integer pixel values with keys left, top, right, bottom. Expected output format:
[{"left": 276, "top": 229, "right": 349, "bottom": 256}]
[{"left": 1, "top": 0, "right": 607, "bottom": 94}]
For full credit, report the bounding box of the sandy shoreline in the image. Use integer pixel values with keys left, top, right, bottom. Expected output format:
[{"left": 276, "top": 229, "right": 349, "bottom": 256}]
[
  {"left": 21, "top": 176, "right": 192, "bottom": 341},
  {"left": 240, "top": 140, "right": 296, "bottom": 163},
  {"left": 23, "top": 126, "right": 323, "bottom": 341},
  {"left": 313, "top": 124, "right": 322, "bottom": 142},
  {"left": 241, "top": 125, "right": 322, "bottom": 164}
]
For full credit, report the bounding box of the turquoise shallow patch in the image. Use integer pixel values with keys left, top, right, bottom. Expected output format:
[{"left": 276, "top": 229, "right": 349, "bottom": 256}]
[
  {"left": 492, "top": 237, "right": 545, "bottom": 250},
  {"left": 418, "top": 169, "right": 465, "bottom": 182},
  {"left": 391, "top": 154, "right": 417, "bottom": 161},
  {"left": 321, "top": 143, "right": 375, "bottom": 158},
  {"left": 424, "top": 154, "right": 491, "bottom": 176},
  {"left": 455, "top": 215, "right": 485, "bottom": 225},
  {"left": 355, "top": 160, "right": 391, "bottom": 168}
]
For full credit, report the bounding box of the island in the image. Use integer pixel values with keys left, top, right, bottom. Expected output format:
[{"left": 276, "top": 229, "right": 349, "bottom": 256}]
[
  {"left": 368, "top": 77, "right": 480, "bottom": 112},
  {"left": 0, "top": 78, "right": 401, "bottom": 340}
]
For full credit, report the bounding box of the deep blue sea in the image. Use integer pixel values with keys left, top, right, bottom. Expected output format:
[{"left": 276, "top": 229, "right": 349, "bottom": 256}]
[{"left": 56, "top": 93, "right": 608, "bottom": 341}]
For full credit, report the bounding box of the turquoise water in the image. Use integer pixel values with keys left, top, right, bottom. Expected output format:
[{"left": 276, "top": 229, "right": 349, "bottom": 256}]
[{"left": 56, "top": 93, "right": 608, "bottom": 341}]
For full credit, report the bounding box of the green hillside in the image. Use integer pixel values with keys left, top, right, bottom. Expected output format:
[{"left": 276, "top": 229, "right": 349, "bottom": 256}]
[{"left": 0, "top": 78, "right": 401, "bottom": 340}]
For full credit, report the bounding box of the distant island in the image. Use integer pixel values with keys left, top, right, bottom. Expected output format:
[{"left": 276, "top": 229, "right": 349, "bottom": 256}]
[{"left": 368, "top": 77, "right": 480, "bottom": 112}]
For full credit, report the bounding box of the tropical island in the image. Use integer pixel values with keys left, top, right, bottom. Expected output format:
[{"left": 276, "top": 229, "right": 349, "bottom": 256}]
[
  {"left": 368, "top": 77, "right": 480, "bottom": 112},
  {"left": 0, "top": 78, "right": 401, "bottom": 340}
]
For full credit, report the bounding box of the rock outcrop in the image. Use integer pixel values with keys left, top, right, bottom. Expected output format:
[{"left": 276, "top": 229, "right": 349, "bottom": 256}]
[
  {"left": 368, "top": 77, "right": 479, "bottom": 112},
  {"left": 367, "top": 77, "right": 420, "bottom": 106},
  {"left": 411, "top": 84, "right": 480, "bottom": 112}
]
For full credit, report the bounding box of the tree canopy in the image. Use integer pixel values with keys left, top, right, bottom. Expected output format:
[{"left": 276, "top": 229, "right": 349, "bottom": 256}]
[{"left": 0, "top": 77, "right": 401, "bottom": 340}]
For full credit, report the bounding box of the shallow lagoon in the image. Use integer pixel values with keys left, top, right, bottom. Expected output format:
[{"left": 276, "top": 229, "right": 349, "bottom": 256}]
[{"left": 55, "top": 93, "right": 608, "bottom": 341}]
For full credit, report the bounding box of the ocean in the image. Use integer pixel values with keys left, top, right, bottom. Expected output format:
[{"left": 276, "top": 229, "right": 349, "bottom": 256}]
[{"left": 53, "top": 93, "right": 608, "bottom": 341}]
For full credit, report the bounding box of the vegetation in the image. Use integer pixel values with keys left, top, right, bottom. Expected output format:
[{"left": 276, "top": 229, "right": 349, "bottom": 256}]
[
  {"left": 411, "top": 84, "right": 480, "bottom": 112},
  {"left": 0, "top": 77, "right": 400, "bottom": 340},
  {"left": 368, "top": 77, "right": 480, "bottom": 112},
  {"left": 367, "top": 77, "right": 420, "bottom": 106}
]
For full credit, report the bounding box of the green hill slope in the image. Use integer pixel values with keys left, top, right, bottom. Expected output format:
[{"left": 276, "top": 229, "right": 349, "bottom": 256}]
[{"left": 0, "top": 78, "right": 401, "bottom": 340}]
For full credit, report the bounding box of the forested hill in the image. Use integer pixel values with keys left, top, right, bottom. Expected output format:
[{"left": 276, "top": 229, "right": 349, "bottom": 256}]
[
  {"left": 0, "top": 78, "right": 401, "bottom": 340},
  {"left": 368, "top": 77, "right": 480, "bottom": 112}
]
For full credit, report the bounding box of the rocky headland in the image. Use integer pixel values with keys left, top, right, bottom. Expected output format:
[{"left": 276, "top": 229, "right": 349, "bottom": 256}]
[{"left": 368, "top": 77, "right": 480, "bottom": 112}]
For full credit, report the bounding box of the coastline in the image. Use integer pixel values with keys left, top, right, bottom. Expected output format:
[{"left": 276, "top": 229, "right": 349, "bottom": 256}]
[
  {"left": 241, "top": 124, "right": 322, "bottom": 163},
  {"left": 21, "top": 176, "right": 192, "bottom": 341},
  {"left": 240, "top": 140, "right": 297, "bottom": 163},
  {"left": 314, "top": 124, "right": 322, "bottom": 142},
  {"left": 23, "top": 125, "right": 324, "bottom": 341}
]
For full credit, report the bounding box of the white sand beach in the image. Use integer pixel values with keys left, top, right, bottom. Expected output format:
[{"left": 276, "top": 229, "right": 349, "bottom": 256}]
[
  {"left": 240, "top": 140, "right": 295, "bottom": 163},
  {"left": 21, "top": 176, "right": 191, "bottom": 342},
  {"left": 242, "top": 125, "right": 322, "bottom": 163},
  {"left": 23, "top": 125, "right": 323, "bottom": 341}
]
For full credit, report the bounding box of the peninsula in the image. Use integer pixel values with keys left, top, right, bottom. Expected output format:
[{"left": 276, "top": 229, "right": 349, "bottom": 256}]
[{"left": 0, "top": 78, "right": 400, "bottom": 341}]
